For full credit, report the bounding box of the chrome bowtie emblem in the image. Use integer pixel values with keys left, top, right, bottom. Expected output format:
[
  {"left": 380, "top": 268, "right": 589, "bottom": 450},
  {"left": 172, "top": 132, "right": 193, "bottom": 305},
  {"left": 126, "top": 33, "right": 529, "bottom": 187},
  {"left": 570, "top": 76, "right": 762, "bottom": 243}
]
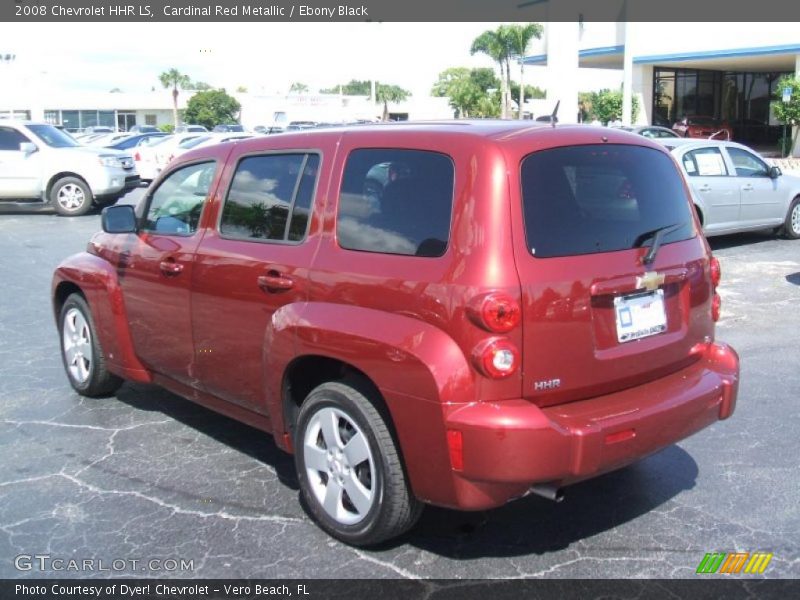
[{"left": 636, "top": 271, "right": 665, "bottom": 291}]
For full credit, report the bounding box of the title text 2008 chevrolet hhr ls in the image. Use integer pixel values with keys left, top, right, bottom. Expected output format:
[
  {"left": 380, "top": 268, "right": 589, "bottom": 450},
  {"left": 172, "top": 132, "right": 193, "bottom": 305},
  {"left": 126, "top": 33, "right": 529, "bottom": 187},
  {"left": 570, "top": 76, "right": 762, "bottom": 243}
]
[{"left": 53, "top": 122, "right": 739, "bottom": 545}]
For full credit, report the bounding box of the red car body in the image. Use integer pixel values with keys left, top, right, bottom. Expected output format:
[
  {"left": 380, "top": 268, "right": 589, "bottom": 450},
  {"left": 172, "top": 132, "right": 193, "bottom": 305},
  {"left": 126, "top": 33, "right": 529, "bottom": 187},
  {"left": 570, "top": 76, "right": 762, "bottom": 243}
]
[
  {"left": 52, "top": 121, "right": 739, "bottom": 544},
  {"left": 673, "top": 116, "right": 733, "bottom": 140}
]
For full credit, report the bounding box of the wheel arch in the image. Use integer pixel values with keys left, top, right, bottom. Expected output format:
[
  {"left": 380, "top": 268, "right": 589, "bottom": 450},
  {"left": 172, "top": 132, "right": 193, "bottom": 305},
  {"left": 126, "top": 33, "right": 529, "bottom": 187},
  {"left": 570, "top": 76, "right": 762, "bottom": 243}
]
[
  {"left": 52, "top": 253, "right": 151, "bottom": 383},
  {"left": 46, "top": 172, "right": 92, "bottom": 201},
  {"left": 53, "top": 280, "right": 85, "bottom": 321},
  {"left": 267, "top": 301, "right": 474, "bottom": 506},
  {"left": 281, "top": 355, "right": 389, "bottom": 450}
]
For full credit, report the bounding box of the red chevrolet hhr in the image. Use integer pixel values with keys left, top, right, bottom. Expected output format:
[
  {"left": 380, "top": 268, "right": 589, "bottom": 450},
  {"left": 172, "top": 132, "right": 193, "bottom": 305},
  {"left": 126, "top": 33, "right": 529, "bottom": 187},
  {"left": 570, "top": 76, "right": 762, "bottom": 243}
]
[{"left": 52, "top": 121, "right": 739, "bottom": 545}]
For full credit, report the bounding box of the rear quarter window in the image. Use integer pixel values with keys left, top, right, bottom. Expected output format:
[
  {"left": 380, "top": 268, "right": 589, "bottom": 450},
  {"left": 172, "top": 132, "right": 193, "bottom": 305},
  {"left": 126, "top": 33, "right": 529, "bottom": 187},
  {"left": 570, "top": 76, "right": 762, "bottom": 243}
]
[
  {"left": 337, "top": 149, "right": 454, "bottom": 258},
  {"left": 521, "top": 144, "right": 694, "bottom": 258}
]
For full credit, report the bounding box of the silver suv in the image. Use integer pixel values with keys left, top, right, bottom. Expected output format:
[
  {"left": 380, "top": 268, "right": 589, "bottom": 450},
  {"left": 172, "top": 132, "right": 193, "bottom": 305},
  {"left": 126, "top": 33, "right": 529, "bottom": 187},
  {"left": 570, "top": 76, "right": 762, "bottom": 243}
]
[{"left": 0, "top": 121, "right": 140, "bottom": 216}]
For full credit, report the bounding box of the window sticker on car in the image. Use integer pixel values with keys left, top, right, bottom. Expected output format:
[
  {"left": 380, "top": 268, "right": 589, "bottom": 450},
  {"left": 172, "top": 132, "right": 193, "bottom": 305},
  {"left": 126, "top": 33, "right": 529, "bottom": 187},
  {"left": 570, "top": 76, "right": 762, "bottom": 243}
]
[
  {"left": 695, "top": 153, "right": 726, "bottom": 176},
  {"left": 684, "top": 159, "right": 697, "bottom": 174}
]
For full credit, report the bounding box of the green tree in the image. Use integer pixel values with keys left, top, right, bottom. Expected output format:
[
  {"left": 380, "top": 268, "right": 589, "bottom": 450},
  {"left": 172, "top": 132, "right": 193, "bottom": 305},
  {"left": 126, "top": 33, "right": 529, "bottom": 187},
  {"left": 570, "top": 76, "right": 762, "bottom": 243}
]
[
  {"left": 289, "top": 82, "right": 309, "bottom": 94},
  {"left": 432, "top": 67, "right": 501, "bottom": 118},
  {"left": 159, "top": 68, "right": 191, "bottom": 128},
  {"left": 773, "top": 76, "right": 800, "bottom": 156},
  {"left": 183, "top": 89, "right": 241, "bottom": 130},
  {"left": 376, "top": 83, "right": 411, "bottom": 121},
  {"left": 588, "top": 89, "right": 639, "bottom": 125},
  {"left": 190, "top": 81, "right": 213, "bottom": 91},
  {"left": 504, "top": 23, "right": 544, "bottom": 119},
  {"left": 320, "top": 80, "right": 372, "bottom": 95},
  {"left": 471, "top": 28, "right": 512, "bottom": 118},
  {"left": 509, "top": 82, "right": 546, "bottom": 109},
  {"left": 235, "top": 85, "right": 248, "bottom": 93}
]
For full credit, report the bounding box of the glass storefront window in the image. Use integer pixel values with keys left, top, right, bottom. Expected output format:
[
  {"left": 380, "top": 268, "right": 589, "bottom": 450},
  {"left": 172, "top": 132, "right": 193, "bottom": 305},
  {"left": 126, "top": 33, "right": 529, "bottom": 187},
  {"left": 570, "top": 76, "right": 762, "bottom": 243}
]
[
  {"left": 61, "top": 110, "right": 79, "bottom": 132},
  {"left": 99, "top": 111, "right": 116, "bottom": 128}
]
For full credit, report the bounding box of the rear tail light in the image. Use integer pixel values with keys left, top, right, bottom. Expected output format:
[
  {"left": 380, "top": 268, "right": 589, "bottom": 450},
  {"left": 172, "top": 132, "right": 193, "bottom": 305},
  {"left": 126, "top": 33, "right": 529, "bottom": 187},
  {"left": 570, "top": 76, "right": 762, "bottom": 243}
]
[
  {"left": 472, "top": 338, "right": 519, "bottom": 379},
  {"left": 468, "top": 292, "right": 521, "bottom": 333},
  {"left": 134, "top": 151, "right": 141, "bottom": 161},
  {"left": 710, "top": 256, "right": 721, "bottom": 288},
  {"left": 710, "top": 256, "right": 721, "bottom": 321}
]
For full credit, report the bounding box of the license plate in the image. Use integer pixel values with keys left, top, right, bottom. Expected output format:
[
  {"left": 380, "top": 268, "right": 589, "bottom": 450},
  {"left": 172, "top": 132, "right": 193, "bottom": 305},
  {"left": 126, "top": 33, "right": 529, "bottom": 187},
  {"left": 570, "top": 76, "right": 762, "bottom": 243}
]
[{"left": 614, "top": 290, "right": 667, "bottom": 343}]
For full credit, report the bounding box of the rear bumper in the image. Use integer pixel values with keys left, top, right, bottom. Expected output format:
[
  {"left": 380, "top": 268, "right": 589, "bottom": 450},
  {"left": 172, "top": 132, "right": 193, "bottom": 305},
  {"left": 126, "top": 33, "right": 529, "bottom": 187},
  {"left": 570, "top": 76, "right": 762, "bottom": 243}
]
[{"left": 441, "top": 342, "right": 739, "bottom": 509}]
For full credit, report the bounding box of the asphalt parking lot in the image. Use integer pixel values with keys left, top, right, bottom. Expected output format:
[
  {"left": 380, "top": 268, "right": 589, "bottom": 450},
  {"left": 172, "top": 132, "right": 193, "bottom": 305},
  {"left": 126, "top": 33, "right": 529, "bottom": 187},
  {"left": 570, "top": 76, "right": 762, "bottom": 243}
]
[{"left": 0, "top": 189, "right": 798, "bottom": 579}]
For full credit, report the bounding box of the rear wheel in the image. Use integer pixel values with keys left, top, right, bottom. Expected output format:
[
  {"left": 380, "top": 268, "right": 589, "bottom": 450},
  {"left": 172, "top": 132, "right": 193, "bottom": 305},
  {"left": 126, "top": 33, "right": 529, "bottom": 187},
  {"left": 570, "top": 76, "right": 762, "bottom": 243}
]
[
  {"left": 783, "top": 197, "right": 800, "bottom": 239},
  {"left": 58, "top": 294, "right": 122, "bottom": 397},
  {"left": 294, "top": 380, "right": 422, "bottom": 546},
  {"left": 51, "top": 177, "right": 93, "bottom": 216}
]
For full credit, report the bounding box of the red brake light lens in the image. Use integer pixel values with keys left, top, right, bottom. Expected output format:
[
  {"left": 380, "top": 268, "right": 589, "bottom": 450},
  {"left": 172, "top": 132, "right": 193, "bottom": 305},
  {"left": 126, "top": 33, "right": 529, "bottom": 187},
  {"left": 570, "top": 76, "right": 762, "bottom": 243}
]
[
  {"left": 712, "top": 292, "right": 721, "bottom": 322},
  {"left": 470, "top": 293, "right": 521, "bottom": 333},
  {"left": 710, "top": 257, "right": 721, "bottom": 288},
  {"left": 446, "top": 430, "right": 463, "bottom": 471},
  {"left": 473, "top": 338, "right": 520, "bottom": 379}
]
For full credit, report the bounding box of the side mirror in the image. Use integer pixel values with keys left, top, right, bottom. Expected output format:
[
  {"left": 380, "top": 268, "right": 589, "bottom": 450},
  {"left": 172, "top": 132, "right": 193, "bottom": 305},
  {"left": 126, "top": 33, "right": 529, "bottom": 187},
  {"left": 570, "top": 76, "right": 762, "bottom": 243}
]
[
  {"left": 19, "top": 142, "right": 37, "bottom": 155},
  {"left": 769, "top": 165, "right": 782, "bottom": 179},
  {"left": 101, "top": 205, "right": 138, "bottom": 234}
]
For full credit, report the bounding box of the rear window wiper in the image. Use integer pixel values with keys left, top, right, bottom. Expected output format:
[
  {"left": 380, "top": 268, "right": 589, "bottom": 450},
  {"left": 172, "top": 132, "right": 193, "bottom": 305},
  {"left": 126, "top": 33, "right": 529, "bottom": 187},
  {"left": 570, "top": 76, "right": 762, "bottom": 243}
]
[{"left": 633, "top": 222, "right": 686, "bottom": 265}]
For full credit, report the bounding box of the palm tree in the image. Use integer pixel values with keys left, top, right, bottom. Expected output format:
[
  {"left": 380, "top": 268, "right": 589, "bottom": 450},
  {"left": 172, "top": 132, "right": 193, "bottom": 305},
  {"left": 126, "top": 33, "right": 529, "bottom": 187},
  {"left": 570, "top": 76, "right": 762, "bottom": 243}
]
[
  {"left": 159, "top": 68, "right": 191, "bottom": 128},
  {"left": 504, "top": 23, "right": 543, "bottom": 119},
  {"left": 471, "top": 29, "right": 511, "bottom": 118},
  {"left": 376, "top": 84, "right": 410, "bottom": 121},
  {"left": 289, "top": 82, "right": 309, "bottom": 94}
]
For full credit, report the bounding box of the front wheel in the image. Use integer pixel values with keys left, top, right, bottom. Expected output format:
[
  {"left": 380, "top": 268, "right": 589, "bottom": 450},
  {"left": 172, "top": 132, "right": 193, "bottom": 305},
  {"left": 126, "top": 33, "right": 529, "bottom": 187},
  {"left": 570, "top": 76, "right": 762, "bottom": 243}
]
[
  {"left": 51, "top": 176, "right": 93, "bottom": 216},
  {"left": 782, "top": 197, "right": 800, "bottom": 239},
  {"left": 294, "top": 380, "right": 422, "bottom": 546},
  {"left": 58, "top": 294, "right": 122, "bottom": 397}
]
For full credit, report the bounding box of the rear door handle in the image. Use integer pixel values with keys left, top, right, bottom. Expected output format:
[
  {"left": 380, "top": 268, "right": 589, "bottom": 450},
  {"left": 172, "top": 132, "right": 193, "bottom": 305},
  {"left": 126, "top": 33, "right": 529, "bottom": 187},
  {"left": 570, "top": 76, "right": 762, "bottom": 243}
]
[
  {"left": 697, "top": 185, "right": 711, "bottom": 192},
  {"left": 258, "top": 272, "right": 294, "bottom": 292},
  {"left": 159, "top": 259, "right": 184, "bottom": 276},
  {"left": 741, "top": 184, "right": 754, "bottom": 192}
]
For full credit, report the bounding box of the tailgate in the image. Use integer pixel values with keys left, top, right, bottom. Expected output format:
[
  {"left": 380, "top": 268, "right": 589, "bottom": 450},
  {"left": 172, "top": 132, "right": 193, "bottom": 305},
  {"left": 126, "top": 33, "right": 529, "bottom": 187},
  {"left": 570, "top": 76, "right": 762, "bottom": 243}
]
[{"left": 515, "top": 143, "right": 714, "bottom": 407}]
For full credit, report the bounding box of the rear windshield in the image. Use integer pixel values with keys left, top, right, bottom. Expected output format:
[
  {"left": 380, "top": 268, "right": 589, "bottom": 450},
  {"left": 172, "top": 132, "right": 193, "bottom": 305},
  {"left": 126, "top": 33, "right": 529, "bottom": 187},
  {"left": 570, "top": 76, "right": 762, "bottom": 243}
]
[{"left": 521, "top": 144, "right": 694, "bottom": 258}]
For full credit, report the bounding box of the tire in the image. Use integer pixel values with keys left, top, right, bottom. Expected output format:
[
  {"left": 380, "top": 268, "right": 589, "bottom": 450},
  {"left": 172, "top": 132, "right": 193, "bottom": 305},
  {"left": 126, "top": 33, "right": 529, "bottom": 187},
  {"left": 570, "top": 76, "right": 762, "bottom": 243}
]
[
  {"left": 294, "top": 380, "right": 422, "bottom": 546},
  {"left": 51, "top": 176, "right": 93, "bottom": 216},
  {"left": 782, "top": 197, "right": 800, "bottom": 240},
  {"left": 58, "top": 294, "right": 123, "bottom": 397}
]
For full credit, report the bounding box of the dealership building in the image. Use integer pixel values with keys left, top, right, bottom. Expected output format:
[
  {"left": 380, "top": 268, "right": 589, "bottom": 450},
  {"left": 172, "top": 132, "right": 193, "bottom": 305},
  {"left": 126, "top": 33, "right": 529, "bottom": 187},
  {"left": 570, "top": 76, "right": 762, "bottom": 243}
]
[{"left": 526, "top": 22, "right": 800, "bottom": 150}]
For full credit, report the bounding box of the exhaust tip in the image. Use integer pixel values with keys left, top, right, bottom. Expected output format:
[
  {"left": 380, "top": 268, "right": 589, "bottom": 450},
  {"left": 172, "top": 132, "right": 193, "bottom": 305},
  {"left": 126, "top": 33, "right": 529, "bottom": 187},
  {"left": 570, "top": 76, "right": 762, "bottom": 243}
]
[{"left": 529, "top": 483, "right": 565, "bottom": 503}]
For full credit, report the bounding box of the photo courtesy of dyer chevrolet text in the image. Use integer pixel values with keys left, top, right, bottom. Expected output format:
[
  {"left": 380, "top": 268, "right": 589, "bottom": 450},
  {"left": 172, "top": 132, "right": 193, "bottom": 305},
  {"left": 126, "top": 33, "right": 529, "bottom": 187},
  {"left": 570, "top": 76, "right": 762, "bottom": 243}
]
[{"left": 15, "top": 583, "right": 309, "bottom": 597}]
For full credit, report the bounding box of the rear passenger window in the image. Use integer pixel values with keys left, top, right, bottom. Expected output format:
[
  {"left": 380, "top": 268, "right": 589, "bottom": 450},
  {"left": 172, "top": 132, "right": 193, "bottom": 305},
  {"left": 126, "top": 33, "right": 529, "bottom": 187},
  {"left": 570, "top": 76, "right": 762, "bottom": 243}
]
[
  {"left": 220, "top": 153, "right": 319, "bottom": 242},
  {"left": 337, "top": 149, "right": 454, "bottom": 257},
  {"left": 683, "top": 148, "right": 728, "bottom": 177},
  {"left": 521, "top": 145, "right": 694, "bottom": 258}
]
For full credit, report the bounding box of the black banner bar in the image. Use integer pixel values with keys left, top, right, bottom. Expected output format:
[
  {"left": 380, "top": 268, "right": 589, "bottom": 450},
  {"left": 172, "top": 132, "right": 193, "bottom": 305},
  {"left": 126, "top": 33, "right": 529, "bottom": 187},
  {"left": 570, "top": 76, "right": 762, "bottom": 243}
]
[
  {"left": 2, "top": 579, "right": 799, "bottom": 600},
  {"left": 4, "top": 0, "right": 800, "bottom": 22}
]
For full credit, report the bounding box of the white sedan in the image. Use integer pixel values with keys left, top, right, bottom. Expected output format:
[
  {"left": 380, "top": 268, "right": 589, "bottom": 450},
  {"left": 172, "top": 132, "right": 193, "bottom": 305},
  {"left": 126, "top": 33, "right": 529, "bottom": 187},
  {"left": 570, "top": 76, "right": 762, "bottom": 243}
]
[{"left": 660, "top": 139, "right": 800, "bottom": 239}]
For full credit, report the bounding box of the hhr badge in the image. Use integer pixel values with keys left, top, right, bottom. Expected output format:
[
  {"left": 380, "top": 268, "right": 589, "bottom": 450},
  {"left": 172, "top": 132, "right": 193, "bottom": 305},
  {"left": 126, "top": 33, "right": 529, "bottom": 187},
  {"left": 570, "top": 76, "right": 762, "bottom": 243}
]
[
  {"left": 636, "top": 271, "right": 665, "bottom": 291},
  {"left": 534, "top": 378, "right": 561, "bottom": 391}
]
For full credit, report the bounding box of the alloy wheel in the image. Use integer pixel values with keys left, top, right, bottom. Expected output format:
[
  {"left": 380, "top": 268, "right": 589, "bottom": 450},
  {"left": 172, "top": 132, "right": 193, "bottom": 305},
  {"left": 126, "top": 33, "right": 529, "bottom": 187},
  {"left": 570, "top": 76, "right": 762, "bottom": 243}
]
[
  {"left": 303, "top": 406, "right": 376, "bottom": 525},
  {"left": 57, "top": 184, "right": 86, "bottom": 211},
  {"left": 62, "top": 308, "right": 93, "bottom": 384}
]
